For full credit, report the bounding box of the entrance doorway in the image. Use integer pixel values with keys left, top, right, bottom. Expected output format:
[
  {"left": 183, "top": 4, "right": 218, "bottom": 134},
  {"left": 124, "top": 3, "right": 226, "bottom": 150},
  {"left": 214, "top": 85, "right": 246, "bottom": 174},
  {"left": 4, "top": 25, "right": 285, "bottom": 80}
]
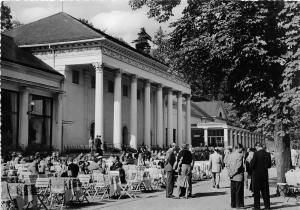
[{"left": 122, "top": 126, "right": 128, "bottom": 146}]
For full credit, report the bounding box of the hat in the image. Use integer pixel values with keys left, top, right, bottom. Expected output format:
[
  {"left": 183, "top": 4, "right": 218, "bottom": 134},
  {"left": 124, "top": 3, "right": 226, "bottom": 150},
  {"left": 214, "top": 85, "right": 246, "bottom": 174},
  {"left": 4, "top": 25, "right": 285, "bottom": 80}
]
[{"left": 182, "top": 144, "right": 188, "bottom": 149}]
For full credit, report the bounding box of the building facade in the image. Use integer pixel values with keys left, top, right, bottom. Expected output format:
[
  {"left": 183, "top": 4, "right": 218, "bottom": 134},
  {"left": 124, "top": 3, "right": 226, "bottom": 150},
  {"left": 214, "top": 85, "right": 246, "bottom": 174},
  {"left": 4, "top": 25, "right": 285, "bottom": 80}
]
[
  {"left": 3, "top": 12, "right": 192, "bottom": 151},
  {"left": 1, "top": 35, "right": 64, "bottom": 151},
  {"left": 190, "top": 101, "right": 265, "bottom": 148}
]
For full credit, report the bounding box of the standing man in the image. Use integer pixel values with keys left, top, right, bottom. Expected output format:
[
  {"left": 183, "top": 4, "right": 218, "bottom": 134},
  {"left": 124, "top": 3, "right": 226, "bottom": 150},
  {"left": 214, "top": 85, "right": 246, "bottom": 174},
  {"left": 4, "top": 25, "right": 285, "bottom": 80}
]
[
  {"left": 209, "top": 148, "right": 223, "bottom": 188},
  {"left": 226, "top": 144, "right": 245, "bottom": 209},
  {"left": 165, "top": 145, "right": 176, "bottom": 198},
  {"left": 94, "top": 135, "right": 102, "bottom": 156},
  {"left": 251, "top": 142, "right": 271, "bottom": 210}
]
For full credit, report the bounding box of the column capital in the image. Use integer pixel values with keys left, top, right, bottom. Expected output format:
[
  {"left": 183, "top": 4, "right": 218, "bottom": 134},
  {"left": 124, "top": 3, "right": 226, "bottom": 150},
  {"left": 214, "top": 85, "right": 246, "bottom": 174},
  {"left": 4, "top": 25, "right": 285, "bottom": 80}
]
[
  {"left": 177, "top": 91, "right": 182, "bottom": 97},
  {"left": 131, "top": 74, "right": 138, "bottom": 80},
  {"left": 92, "top": 62, "right": 103, "bottom": 72},
  {"left": 157, "top": 83, "right": 163, "bottom": 88}
]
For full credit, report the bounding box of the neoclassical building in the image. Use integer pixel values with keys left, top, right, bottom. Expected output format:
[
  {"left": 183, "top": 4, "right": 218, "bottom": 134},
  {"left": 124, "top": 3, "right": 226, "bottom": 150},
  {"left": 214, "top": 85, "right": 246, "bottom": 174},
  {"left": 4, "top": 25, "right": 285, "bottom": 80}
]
[
  {"left": 1, "top": 34, "right": 64, "bottom": 151},
  {"left": 3, "top": 12, "right": 191, "bottom": 151},
  {"left": 190, "top": 101, "right": 265, "bottom": 148}
]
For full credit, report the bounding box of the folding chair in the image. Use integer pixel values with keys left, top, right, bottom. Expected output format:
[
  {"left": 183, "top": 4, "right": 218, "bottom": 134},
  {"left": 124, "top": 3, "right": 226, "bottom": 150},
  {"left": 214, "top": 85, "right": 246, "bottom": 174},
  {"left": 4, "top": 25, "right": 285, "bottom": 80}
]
[
  {"left": 285, "top": 170, "right": 300, "bottom": 202},
  {"left": 121, "top": 170, "right": 141, "bottom": 199},
  {"left": 35, "top": 177, "right": 50, "bottom": 209},
  {"left": 92, "top": 173, "right": 110, "bottom": 200},
  {"left": 49, "top": 178, "right": 66, "bottom": 210},
  {"left": 1, "top": 181, "right": 19, "bottom": 210},
  {"left": 78, "top": 174, "right": 93, "bottom": 198}
]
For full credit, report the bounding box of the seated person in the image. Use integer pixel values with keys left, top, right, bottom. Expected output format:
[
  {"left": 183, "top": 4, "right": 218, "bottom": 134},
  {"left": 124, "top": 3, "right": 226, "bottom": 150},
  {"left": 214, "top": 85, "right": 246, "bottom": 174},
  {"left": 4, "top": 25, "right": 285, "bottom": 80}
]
[
  {"left": 124, "top": 153, "right": 135, "bottom": 165},
  {"left": 110, "top": 156, "right": 123, "bottom": 171},
  {"left": 67, "top": 158, "right": 79, "bottom": 177}
]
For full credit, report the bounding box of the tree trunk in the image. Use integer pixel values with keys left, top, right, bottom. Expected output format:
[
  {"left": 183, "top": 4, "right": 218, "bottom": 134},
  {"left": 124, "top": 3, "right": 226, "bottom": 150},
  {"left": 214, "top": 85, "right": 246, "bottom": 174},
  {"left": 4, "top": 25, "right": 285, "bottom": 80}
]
[{"left": 274, "top": 124, "right": 291, "bottom": 183}]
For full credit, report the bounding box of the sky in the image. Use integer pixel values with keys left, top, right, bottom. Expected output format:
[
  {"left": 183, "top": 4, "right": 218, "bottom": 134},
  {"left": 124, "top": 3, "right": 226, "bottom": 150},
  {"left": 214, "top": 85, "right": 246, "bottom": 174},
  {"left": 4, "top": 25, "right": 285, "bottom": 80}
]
[{"left": 6, "top": 0, "right": 187, "bottom": 47}]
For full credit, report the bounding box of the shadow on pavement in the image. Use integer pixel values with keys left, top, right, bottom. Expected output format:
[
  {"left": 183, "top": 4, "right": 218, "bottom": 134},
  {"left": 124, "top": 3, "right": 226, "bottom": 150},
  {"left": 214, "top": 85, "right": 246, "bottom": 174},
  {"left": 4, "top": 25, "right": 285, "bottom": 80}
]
[
  {"left": 192, "top": 191, "right": 227, "bottom": 198},
  {"left": 270, "top": 203, "right": 300, "bottom": 209}
]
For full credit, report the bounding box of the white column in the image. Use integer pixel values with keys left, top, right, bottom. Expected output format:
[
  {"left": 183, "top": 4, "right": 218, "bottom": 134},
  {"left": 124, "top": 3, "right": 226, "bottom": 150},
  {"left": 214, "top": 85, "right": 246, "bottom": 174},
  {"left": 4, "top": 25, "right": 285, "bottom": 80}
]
[
  {"left": 229, "top": 129, "right": 233, "bottom": 147},
  {"left": 167, "top": 88, "right": 173, "bottom": 146},
  {"left": 177, "top": 91, "right": 183, "bottom": 147},
  {"left": 236, "top": 130, "right": 240, "bottom": 145},
  {"left": 241, "top": 131, "right": 244, "bottom": 147},
  {"left": 113, "top": 70, "right": 122, "bottom": 149},
  {"left": 204, "top": 128, "right": 208, "bottom": 146},
  {"left": 93, "top": 63, "right": 104, "bottom": 149},
  {"left": 224, "top": 128, "right": 228, "bottom": 148},
  {"left": 19, "top": 87, "right": 29, "bottom": 148},
  {"left": 144, "top": 80, "right": 151, "bottom": 147},
  {"left": 186, "top": 95, "right": 191, "bottom": 146},
  {"left": 130, "top": 75, "right": 138, "bottom": 149},
  {"left": 53, "top": 93, "right": 63, "bottom": 151},
  {"left": 156, "top": 84, "right": 163, "bottom": 147}
]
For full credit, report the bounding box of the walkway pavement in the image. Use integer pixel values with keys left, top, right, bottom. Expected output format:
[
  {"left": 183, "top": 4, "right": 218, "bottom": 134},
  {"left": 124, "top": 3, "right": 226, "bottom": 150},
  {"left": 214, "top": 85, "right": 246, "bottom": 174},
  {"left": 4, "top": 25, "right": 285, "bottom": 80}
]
[{"left": 70, "top": 168, "right": 300, "bottom": 210}]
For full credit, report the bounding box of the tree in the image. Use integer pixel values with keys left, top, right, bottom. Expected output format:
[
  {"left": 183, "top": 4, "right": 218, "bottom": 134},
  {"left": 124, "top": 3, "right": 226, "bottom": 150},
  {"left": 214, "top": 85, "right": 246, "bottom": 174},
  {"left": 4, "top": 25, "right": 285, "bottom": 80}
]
[
  {"left": 129, "top": 0, "right": 300, "bottom": 182},
  {"left": 152, "top": 26, "right": 171, "bottom": 65},
  {"left": 1, "top": 2, "right": 12, "bottom": 32},
  {"left": 12, "top": 20, "right": 23, "bottom": 28},
  {"left": 78, "top": 18, "right": 94, "bottom": 27},
  {"left": 132, "top": 27, "right": 152, "bottom": 54}
]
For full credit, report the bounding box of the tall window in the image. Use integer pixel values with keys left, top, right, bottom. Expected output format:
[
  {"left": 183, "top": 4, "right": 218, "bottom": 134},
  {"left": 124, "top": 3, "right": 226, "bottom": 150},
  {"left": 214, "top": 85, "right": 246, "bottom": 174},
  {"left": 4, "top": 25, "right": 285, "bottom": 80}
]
[
  {"left": 137, "top": 89, "right": 141, "bottom": 100},
  {"left": 1, "top": 90, "right": 19, "bottom": 147},
  {"left": 91, "top": 76, "right": 95, "bottom": 88},
  {"left": 123, "top": 85, "right": 128, "bottom": 97},
  {"left": 108, "top": 81, "right": 114, "bottom": 93},
  {"left": 28, "top": 95, "right": 53, "bottom": 146},
  {"left": 72, "top": 70, "right": 80, "bottom": 84}
]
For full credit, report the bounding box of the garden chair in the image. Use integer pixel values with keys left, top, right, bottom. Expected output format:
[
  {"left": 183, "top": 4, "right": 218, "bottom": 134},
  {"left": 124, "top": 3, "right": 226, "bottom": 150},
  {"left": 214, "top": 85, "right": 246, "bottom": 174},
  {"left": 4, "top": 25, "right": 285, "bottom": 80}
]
[
  {"left": 78, "top": 174, "right": 93, "bottom": 198},
  {"left": 35, "top": 177, "right": 50, "bottom": 209},
  {"left": 49, "top": 178, "right": 66, "bottom": 210},
  {"left": 1, "top": 181, "right": 19, "bottom": 210},
  {"left": 92, "top": 173, "right": 110, "bottom": 200},
  {"left": 285, "top": 169, "right": 300, "bottom": 202}
]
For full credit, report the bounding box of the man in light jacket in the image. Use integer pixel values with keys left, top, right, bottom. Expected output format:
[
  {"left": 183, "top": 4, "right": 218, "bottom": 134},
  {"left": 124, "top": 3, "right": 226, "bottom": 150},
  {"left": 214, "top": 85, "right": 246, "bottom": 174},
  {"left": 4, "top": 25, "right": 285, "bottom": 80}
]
[
  {"left": 226, "top": 144, "right": 245, "bottom": 209},
  {"left": 165, "top": 146, "right": 176, "bottom": 198},
  {"left": 208, "top": 147, "right": 223, "bottom": 188}
]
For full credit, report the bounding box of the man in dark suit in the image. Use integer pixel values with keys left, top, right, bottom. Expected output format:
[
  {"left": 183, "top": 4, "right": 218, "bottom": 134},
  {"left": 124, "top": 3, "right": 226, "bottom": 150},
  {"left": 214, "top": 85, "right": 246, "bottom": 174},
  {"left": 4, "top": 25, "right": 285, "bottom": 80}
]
[
  {"left": 165, "top": 146, "right": 176, "bottom": 198},
  {"left": 251, "top": 142, "right": 271, "bottom": 210}
]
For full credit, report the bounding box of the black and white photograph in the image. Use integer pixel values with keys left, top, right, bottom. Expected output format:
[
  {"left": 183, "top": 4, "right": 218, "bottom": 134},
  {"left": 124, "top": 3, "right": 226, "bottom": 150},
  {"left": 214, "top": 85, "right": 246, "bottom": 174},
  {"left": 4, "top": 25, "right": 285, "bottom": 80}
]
[{"left": 1, "top": 0, "right": 300, "bottom": 209}]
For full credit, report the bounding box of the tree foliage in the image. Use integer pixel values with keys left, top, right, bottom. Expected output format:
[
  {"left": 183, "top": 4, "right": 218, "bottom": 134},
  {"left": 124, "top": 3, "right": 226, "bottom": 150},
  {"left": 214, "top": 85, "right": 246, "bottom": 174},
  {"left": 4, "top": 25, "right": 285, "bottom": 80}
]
[
  {"left": 130, "top": 0, "right": 300, "bottom": 181},
  {"left": 132, "top": 27, "right": 152, "bottom": 54},
  {"left": 152, "top": 26, "right": 171, "bottom": 65},
  {"left": 1, "top": 2, "right": 12, "bottom": 32}
]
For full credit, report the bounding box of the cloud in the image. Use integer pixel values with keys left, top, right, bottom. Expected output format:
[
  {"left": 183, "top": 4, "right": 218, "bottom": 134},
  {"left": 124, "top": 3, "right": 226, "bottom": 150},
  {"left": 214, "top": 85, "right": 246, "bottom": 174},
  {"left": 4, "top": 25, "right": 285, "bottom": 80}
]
[
  {"left": 17, "top": 7, "right": 58, "bottom": 23},
  {"left": 91, "top": 10, "right": 159, "bottom": 45}
]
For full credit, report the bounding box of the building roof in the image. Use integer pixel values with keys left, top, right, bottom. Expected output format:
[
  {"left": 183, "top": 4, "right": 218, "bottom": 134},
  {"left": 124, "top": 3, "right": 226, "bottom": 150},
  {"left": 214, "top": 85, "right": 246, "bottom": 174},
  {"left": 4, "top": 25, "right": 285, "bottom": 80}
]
[
  {"left": 1, "top": 34, "right": 62, "bottom": 76},
  {"left": 191, "top": 102, "right": 214, "bottom": 121},
  {"left": 4, "top": 12, "right": 102, "bottom": 45},
  {"left": 193, "top": 101, "right": 227, "bottom": 119},
  {"left": 4, "top": 12, "right": 167, "bottom": 67}
]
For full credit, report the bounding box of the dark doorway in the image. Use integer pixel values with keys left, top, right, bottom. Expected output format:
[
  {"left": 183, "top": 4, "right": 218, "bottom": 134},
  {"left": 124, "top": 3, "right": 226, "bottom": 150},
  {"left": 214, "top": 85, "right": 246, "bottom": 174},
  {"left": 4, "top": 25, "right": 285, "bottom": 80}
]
[
  {"left": 90, "top": 122, "right": 95, "bottom": 138},
  {"left": 123, "top": 126, "right": 128, "bottom": 146}
]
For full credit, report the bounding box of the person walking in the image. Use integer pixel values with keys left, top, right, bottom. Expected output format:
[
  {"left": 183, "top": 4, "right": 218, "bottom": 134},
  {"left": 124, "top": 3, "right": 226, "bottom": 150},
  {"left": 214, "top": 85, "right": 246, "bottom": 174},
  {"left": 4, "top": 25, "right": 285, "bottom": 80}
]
[
  {"left": 174, "top": 144, "right": 193, "bottom": 199},
  {"left": 208, "top": 147, "right": 223, "bottom": 188},
  {"left": 251, "top": 142, "right": 271, "bottom": 210},
  {"left": 226, "top": 144, "right": 245, "bottom": 209},
  {"left": 165, "top": 146, "right": 176, "bottom": 198}
]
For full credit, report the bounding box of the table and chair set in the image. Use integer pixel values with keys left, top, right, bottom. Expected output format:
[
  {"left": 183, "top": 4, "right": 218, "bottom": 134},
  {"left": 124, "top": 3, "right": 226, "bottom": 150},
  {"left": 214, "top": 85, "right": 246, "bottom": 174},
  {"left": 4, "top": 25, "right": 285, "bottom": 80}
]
[{"left": 277, "top": 169, "right": 300, "bottom": 202}]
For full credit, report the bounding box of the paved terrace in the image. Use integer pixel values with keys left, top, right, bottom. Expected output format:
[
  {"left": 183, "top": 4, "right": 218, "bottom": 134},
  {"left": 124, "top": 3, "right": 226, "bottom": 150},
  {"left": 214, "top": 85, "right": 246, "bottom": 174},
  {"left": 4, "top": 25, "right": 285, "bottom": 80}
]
[{"left": 64, "top": 168, "right": 299, "bottom": 210}]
